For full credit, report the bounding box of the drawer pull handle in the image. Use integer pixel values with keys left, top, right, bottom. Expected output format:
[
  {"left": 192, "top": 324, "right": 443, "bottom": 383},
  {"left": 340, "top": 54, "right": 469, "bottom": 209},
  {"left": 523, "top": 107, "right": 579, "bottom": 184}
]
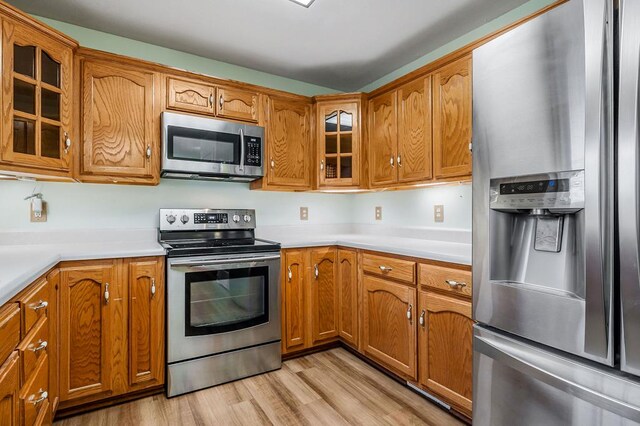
[
  {"left": 445, "top": 280, "right": 467, "bottom": 288},
  {"left": 220, "top": 95, "right": 224, "bottom": 109},
  {"left": 406, "top": 304, "right": 412, "bottom": 320},
  {"left": 209, "top": 94, "right": 214, "bottom": 106},
  {"left": 151, "top": 278, "right": 156, "bottom": 297},
  {"left": 314, "top": 264, "right": 319, "bottom": 280},
  {"left": 28, "top": 389, "right": 48, "bottom": 405},
  {"left": 146, "top": 145, "right": 152, "bottom": 159},
  {"left": 30, "top": 300, "right": 48, "bottom": 311},
  {"left": 379, "top": 265, "right": 393, "bottom": 272},
  {"left": 104, "top": 283, "right": 110, "bottom": 304},
  {"left": 419, "top": 310, "right": 426, "bottom": 326},
  {"left": 287, "top": 266, "right": 292, "bottom": 282},
  {"left": 29, "top": 340, "right": 48, "bottom": 352}
]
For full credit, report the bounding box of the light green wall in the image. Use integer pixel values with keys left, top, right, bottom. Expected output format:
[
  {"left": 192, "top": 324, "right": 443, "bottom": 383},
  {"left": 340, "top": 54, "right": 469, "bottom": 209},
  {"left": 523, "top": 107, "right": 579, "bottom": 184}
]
[
  {"left": 34, "top": 16, "right": 340, "bottom": 97},
  {"left": 358, "top": 0, "right": 557, "bottom": 92}
]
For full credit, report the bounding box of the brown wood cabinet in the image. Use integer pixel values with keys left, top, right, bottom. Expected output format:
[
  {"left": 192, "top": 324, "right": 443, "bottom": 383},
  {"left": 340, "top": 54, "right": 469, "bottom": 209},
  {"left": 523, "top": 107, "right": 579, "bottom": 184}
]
[
  {"left": 0, "top": 352, "right": 20, "bottom": 426},
  {"left": 217, "top": 85, "right": 259, "bottom": 123},
  {"left": 315, "top": 98, "right": 362, "bottom": 188},
  {"left": 368, "top": 91, "right": 397, "bottom": 187},
  {"left": 127, "top": 258, "right": 164, "bottom": 389},
  {"left": 432, "top": 55, "right": 472, "bottom": 179},
  {"left": 0, "top": 16, "right": 75, "bottom": 177},
  {"left": 362, "top": 275, "right": 417, "bottom": 380},
  {"left": 309, "top": 248, "right": 338, "bottom": 345},
  {"left": 397, "top": 76, "right": 432, "bottom": 183},
  {"left": 79, "top": 55, "right": 160, "bottom": 184},
  {"left": 58, "top": 261, "right": 115, "bottom": 402},
  {"left": 418, "top": 290, "right": 472, "bottom": 416},
  {"left": 282, "top": 250, "right": 307, "bottom": 353},
  {"left": 337, "top": 249, "right": 358, "bottom": 348},
  {"left": 46, "top": 269, "right": 59, "bottom": 414},
  {"left": 166, "top": 76, "right": 215, "bottom": 115}
]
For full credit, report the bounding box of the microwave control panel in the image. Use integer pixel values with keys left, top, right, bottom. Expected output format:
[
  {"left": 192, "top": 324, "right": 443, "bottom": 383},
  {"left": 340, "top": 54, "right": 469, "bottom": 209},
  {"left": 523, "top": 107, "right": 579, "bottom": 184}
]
[{"left": 244, "top": 137, "right": 262, "bottom": 166}]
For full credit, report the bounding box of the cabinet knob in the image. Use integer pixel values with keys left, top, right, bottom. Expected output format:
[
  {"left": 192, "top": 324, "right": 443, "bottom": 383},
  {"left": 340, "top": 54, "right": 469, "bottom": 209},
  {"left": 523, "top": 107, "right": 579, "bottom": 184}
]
[
  {"left": 104, "top": 282, "right": 110, "bottom": 304},
  {"left": 29, "top": 339, "right": 48, "bottom": 353},
  {"left": 219, "top": 95, "right": 224, "bottom": 109},
  {"left": 397, "top": 154, "right": 402, "bottom": 167},
  {"left": 64, "top": 132, "right": 71, "bottom": 153},
  {"left": 287, "top": 266, "right": 292, "bottom": 282},
  {"left": 419, "top": 310, "right": 426, "bottom": 326},
  {"left": 209, "top": 94, "right": 214, "bottom": 106},
  {"left": 314, "top": 264, "right": 319, "bottom": 280},
  {"left": 320, "top": 160, "right": 324, "bottom": 171},
  {"left": 30, "top": 300, "right": 48, "bottom": 311},
  {"left": 390, "top": 156, "right": 395, "bottom": 167},
  {"left": 151, "top": 278, "right": 156, "bottom": 297},
  {"left": 406, "top": 304, "right": 412, "bottom": 320},
  {"left": 270, "top": 158, "right": 275, "bottom": 169},
  {"left": 146, "top": 145, "right": 152, "bottom": 159},
  {"left": 27, "top": 389, "right": 48, "bottom": 406},
  {"left": 445, "top": 279, "right": 467, "bottom": 288}
]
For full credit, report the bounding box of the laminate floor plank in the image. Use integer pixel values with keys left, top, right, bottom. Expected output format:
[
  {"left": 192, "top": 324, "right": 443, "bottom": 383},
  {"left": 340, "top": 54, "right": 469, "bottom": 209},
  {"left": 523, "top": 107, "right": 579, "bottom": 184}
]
[{"left": 55, "top": 348, "right": 463, "bottom": 426}]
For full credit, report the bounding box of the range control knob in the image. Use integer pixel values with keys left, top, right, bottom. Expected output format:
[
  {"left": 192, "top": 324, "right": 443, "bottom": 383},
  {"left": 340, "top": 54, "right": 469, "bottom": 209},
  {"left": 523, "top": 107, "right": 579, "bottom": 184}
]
[
  {"left": 181, "top": 214, "right": 190, "bottom": 224},
  {"left": 232, "top": 214, "right": 241, "bottom": 223},
  {"left": 243, "top": 214, "right": 252, "bottom": 223},
  {"left": 166, "top": 214, "right": 176, "bottom": 224}
]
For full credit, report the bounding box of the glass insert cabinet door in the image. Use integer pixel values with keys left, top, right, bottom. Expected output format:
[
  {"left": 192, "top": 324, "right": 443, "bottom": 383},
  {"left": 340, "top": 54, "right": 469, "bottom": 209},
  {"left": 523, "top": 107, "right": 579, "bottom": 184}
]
[
  {"left": 318, "top": 102, "right": 359, "bottom": 187},
  {"left": 1, "top": 20, "right": 73, "bottom": 172},
  {"left": 185, "top": 266, "right": 269, "bottom": 336}
]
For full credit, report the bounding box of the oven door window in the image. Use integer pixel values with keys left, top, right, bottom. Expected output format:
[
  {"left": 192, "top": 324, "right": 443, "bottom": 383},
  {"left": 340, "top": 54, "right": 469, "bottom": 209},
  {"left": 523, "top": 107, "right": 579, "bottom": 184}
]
[
  {"left": 168, "top": 125, "right": 240, "bottom": 165},
  {"left": 185, "top": 266, "right": 268, "bottom": 336}
]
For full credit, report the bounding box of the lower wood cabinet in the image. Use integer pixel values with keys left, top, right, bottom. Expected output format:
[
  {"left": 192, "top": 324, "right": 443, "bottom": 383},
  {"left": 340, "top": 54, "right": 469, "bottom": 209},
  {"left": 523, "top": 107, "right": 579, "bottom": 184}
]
[
  {"left": 418, "top": 290, "right": 473, "bottom": 416},
  {"left": 337, "top": 249, "right": 358, "bottom": 347},
  {"left": 362, "top": 275, "right": 417, "bottom": 380},
  {"left": 282, "top": 249, "right": 307, "bottom": 353},
  {"left": 0, "top": 352, "right": 20, "bottom": 426},
  {"left": 309, "top": 248, "right": 338, "bottom": 345}
]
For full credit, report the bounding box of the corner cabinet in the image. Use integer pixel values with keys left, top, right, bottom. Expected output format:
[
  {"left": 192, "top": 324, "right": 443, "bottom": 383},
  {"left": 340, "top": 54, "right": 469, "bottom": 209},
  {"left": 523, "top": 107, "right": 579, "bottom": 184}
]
[
  {"left": 368, "top": 91, "right": 397, "bottom": 187},
  {"left": 253, "top": 96, "right": 312, "bottom": 190},
  {"left": 78, "top": 52, "right": 161, "bottom": 185},
  {"left": 432, "top": 55, "right": 472, "bottom": 179},
  {"left": 337, "top": 249, "right": 358, "bottom": 347},
  {"left": 309, "top": 248, "right": 338, "bottom": 345},
  {"left": 0, "top": 17, "right": 75, "bottom": 178}
]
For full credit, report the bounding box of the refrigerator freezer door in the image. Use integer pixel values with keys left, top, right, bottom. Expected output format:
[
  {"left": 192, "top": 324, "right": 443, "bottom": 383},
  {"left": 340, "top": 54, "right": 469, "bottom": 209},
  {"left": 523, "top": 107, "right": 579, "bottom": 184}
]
[
  {"left": 474, "top": 326, "right": 640, "bottom": 426},
  {"left": 473, "top": 0, "right": 615, "bottom": 365},
  {"left": 618, "top": 0, "right": 640, "bottom": 377}
]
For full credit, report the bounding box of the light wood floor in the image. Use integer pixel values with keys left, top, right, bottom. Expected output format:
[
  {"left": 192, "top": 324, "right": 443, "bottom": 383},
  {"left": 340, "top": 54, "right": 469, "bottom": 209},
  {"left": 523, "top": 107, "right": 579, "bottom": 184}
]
[{"left": 55, "top": 348, "right": 463, "bottom": 426}]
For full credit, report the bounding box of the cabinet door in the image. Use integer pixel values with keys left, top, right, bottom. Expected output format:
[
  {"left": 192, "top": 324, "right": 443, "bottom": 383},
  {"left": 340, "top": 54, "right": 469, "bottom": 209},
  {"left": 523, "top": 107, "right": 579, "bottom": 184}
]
[
  {"left": 81, "top": 60, "right": 159, "bottom": 182},
  {"left": 317, "top": 103, "right": 360, "bottom": 187},
  {"left": 46, "top": 269, "right": 59, "bottom": 415},
  {"left": 362, "top": 276, "right": 416, "bottom": 379},
  {"left": 0, "top": 352, "right": 20, "bottom": 426},
  {"left": 432, "top": 55, "right": 472, "bottom": 179},
  {"left": 398, "top": 76, "right": 432, "bottom": 183},
  {"left": 337, "top": 249, "right": 358, "bottom": 347},
  {"left": 283, "top": 250, "right": 307, "bottom": 352},
  {"left": 309, "top": 248, "right": 338, "bottom": 345},
  {"left": 1, "top": 19, "right": 73, "bottom": 173},
  {"left": 368, "top": 91, "right": 397, "bottom": 186},
  {"left": 59, "top": 262, "right": 115, "bottom": 402},
  {"left": 166, "top": 76, "right": 215, "bottom": 115},
  {"left": 128, "top": 258, "right": 164, "bottom": 389},
  {"left": 418, "top": 291, "right": 472, "bottom": 415},
  {"left": 267, "top": 97, "right": 311, "bottom": 188},
  {"left": 217, "top": 86, "right": 259, "bottom": 123}
]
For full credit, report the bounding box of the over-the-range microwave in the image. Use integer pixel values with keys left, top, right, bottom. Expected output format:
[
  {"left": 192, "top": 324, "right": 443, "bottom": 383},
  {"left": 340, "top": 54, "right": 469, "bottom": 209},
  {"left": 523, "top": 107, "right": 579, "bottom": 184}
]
[{"left": 161, "top": 111, "right": 264, "bottom": 182}]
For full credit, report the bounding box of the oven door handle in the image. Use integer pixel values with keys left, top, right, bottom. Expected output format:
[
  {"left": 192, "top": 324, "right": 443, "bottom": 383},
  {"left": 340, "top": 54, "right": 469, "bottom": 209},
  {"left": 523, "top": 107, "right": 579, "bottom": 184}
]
[{"left": 171, "top": 255, "right": 281, "bottom": 268}]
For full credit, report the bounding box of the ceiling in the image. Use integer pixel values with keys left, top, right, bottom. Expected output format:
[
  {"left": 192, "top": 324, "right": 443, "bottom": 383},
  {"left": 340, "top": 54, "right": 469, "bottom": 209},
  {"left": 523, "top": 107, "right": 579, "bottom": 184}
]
[{"left": 10, "top": 0, "right": 529, "bottom": 91}]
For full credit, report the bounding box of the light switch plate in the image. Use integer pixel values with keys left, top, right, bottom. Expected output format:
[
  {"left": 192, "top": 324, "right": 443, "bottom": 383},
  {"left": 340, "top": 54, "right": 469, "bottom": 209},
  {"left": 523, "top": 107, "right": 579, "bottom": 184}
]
[
  {"left": 30, "top": 201, "right": 47, "bottom": 223},
  {"left": 300, "top": 207, "right": 309, "bottom": 221},
  {"left": 434, "top": 204, "right": 444, "bottom": 223},
  {"left": 375, "top": 206, "right": 382, "bottom": 221}
]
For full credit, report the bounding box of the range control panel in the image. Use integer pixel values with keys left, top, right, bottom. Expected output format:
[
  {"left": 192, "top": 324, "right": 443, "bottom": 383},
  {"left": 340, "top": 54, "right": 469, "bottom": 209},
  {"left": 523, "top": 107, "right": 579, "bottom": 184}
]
[{"left": 159, "top": 208, "right": 256, "bottom": 231}]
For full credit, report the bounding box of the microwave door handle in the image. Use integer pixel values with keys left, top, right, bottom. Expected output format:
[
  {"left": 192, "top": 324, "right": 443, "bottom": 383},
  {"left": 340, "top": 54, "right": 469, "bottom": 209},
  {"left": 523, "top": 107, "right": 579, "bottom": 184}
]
[{"left": 239, "top": 128, "right": 245, "bottom": 171}]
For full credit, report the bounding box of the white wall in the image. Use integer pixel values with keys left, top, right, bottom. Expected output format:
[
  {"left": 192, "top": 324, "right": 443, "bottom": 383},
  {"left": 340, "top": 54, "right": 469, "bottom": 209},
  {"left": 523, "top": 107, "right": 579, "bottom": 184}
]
[
  {"left": 0, "top": 180, "right": 472, "bottom": 231},
  {"left": 352, "top": 183, "right": 472, "bottom": 230}
]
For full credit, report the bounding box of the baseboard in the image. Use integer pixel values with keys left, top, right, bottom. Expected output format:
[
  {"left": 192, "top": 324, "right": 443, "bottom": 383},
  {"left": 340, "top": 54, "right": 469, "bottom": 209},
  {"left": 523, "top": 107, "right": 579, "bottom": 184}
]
[{"left": 54, "top": 386, "right": 164, "bottom": 420}]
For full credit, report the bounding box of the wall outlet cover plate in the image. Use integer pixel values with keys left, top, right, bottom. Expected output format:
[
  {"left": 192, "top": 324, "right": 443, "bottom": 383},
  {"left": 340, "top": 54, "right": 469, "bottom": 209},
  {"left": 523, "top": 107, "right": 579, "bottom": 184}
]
[
  {"left": 434, "top": 204, "right": 444, "bottom": 223},
  {"left": 300, "top": 207, "right": 309, "bottom": 221},
  {"left": 375, "top": 206, "right": 382, "bottom": 221},
  {"left": 30, "top": 201, "right": 47, "bottom": 223}
]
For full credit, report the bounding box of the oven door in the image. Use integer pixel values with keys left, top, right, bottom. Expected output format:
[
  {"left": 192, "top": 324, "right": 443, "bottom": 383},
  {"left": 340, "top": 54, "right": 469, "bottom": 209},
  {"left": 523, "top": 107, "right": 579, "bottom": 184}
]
[{"left": 167, "top": 252, "right": 281, "bottom": 363}]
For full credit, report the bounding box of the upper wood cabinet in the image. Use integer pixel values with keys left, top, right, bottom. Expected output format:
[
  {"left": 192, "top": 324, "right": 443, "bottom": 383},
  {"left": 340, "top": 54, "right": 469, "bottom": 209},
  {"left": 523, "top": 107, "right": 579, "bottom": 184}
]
[
  {"left": 309, "top": 248, "right": 338, "bottom": 345},
  {"left": 398, "top": 76, "right": 432, "bottom": 183},
  {"left": 262, "top": 96, "right": 312, "bottom": 189},
  {"left": 368, "top": 91, "right": 397, "bottom": 187},
  {"left": 337, "top": 249, "right": 358, "bottom": 348},
  {"left": 127, "top": 258, "right": 164, "bottom": 390},
  {"left": 79, "top": 56, "right": 160, "bottom": 184},
  {"left": 0, "top": 18, "right": 74, "bottom": 176},
  {"left": 316, "top": 98, "right": 362, "bottom": 188},
  {"left": 166, "top": 76, "right": 215, "bottom": 115},
  {"left": 282, "top": 250, "right": 307, "bottom": 353},
  {"left": 418, "top": 291, "right": 472, "bottom": 416},
  {"left": 432, "top": 55, "right": 472, "bottom": 179},
  {"left": 217, "top": 85, "right": 259, "bottom": 123},
  {"left": 59, "top": 261, "right": 115, "bottom": 402},
  {"left": 362, "top": 275, "right": 417, "bottom": 380}
]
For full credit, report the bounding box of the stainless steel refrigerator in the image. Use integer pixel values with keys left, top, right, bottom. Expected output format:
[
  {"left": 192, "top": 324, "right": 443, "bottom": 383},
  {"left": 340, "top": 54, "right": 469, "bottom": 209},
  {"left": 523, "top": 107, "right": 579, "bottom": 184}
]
[{"left": 472, "top": 0, "right": 640, "bottom": 424}]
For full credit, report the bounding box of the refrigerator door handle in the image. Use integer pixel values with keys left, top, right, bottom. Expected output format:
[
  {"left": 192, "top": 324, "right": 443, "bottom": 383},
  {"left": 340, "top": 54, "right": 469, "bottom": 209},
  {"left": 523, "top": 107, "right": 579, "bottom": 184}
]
[
  {"left": 618, "top": 0, "right": 640, "bottom": 376},
  {"left": 475, "top": 333, "right": 640, "bottom": 421},
  {"left": 582, "top": 0, "right": 614, "bottom": 361}
]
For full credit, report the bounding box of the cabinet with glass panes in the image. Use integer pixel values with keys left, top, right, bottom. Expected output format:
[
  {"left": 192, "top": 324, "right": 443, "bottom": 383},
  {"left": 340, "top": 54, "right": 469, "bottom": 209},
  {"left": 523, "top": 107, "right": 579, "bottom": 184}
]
[
  {"left": 315, "top": 98, "right": 362, "bottom": 188},
  {"left": 1, "top": 18, "right": 74, "bottom": 175}
]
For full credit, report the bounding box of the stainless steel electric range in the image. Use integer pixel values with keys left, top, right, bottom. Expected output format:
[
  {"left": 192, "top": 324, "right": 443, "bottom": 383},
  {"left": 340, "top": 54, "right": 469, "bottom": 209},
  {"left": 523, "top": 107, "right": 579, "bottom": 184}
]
[{"left": 159, "top": 208, "right": 281, "bottom": 397}]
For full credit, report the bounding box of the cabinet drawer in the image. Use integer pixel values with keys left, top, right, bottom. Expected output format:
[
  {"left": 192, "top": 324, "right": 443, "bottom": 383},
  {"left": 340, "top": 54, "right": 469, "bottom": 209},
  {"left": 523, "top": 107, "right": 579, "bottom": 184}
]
[
  {"left": 419, "top": 263, "right": 471, "bottom": 298},
  {"left": 362, "top": 253, "right": 416, "bottom": 284},
  {"left": 21, "top": 354, "right": 49, "bottom": 426},
  {"left": 0, "top": 303, "right": 21, "bottom": 364},
  {"left": 18, "top": 317, "right": 49, "bottom": 384},
  {"left": 19, "top": 279, "right": 50, "bottom": 338}
]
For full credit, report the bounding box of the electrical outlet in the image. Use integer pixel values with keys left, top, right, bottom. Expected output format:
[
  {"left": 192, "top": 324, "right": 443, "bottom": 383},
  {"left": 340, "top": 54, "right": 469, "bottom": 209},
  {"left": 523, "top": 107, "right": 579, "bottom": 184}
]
[
  {"left": 300, "top": 207, "right": 309, "bottom": 221},
  {"left": 375, "top": 206, "right": 382, "bottom": 221},
  {"left": 30, "top": 201, "right": 47, "bottom": 223},
  {"left": 434, "top": 204, "right": 444, "bottom": 223}
]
